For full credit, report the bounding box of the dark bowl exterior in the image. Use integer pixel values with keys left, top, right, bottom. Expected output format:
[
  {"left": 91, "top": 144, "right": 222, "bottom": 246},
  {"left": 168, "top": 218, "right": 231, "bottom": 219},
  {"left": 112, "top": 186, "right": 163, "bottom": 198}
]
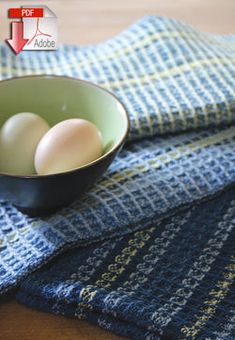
[
  {"left": 0, "top": 75, "right": 130, "bottom": 216},
  {"left": 0, "top": 145, "right": 123, "bottom": 216}
]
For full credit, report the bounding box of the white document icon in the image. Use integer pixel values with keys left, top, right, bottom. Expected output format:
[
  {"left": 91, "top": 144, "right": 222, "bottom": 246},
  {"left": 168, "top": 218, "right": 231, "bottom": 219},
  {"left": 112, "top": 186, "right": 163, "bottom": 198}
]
[{"left": 22, "top": 6, "right": 58, "bottom": 50}]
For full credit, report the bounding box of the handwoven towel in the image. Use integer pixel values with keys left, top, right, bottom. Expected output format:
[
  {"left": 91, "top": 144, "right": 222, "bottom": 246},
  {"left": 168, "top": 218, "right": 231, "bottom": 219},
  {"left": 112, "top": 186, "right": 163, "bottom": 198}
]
[
  {"left": 1, "top": 16, "right": 235, "bottom": 141},
  {"left": 17, "top": 188, "right": 235, "bottom": 339},
  {"left": 0, "top": 15, "right": 235, "bottom": 338}
]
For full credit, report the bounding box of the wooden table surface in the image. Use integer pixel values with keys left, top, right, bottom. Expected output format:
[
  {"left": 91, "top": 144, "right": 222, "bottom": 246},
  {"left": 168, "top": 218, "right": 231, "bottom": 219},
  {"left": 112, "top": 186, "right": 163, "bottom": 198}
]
[{"left": 0, "top": 1, "right": 235, "bottom": 339}]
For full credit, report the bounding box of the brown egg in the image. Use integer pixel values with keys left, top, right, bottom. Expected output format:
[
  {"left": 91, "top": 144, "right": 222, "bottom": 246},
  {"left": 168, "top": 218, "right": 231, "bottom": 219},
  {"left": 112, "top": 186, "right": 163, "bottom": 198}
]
[{"left": 34, "top": 118, "right": 103, "bottom": 175}]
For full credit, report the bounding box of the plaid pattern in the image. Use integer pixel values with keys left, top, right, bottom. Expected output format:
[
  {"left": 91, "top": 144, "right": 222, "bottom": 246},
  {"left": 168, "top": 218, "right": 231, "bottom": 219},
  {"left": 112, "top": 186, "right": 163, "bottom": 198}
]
[
  {"left": 0, "top": 16, "right": 235, "bottom": 339},
  {"left": 1, "top": 16, "right": 235, "bottom": 141}
]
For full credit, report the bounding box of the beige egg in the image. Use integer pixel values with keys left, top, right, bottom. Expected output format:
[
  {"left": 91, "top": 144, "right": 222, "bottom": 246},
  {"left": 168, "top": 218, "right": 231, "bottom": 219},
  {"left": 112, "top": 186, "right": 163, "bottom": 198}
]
[
  {"left": 0, "top": 112, "right": 50, "bottom": 175},
  {"left": 35, "top": 119, "right": 103, "bottom": 175}
]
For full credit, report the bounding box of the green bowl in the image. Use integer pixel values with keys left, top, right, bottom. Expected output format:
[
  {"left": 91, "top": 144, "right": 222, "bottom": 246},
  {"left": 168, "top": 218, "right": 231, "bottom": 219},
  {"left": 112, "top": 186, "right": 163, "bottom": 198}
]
[{"left": 0, "top": 76, "right": 129, "bottom": 215}]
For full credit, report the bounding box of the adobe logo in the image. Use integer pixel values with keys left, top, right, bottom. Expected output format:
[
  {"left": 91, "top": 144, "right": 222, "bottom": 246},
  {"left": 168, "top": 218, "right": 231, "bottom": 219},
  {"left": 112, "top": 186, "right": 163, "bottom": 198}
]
[{"left": 6, "top": 5, "right": 58, "bottom": 54}]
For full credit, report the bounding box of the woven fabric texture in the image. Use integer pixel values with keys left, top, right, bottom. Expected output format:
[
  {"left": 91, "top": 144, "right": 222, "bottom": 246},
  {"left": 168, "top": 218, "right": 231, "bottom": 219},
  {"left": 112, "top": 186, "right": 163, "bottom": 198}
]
[
  {"left": 17, "top": 188, "right": 235, "bottom": 339},
  {"left": 0, "top": 16, "right": 235, "bottom": 339},
  {"left": 1, "top": 16, "right": 235, "bottom": 141}
]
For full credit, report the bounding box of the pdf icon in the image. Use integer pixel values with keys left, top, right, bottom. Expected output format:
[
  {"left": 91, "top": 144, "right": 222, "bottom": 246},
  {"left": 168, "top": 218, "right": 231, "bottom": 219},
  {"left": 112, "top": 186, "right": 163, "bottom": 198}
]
[
  {"left": 7, "top": 5, "right": 57, "bottom": 54},
  {"left": 22, "top": 6, "right": 57, "bottom": 50}
]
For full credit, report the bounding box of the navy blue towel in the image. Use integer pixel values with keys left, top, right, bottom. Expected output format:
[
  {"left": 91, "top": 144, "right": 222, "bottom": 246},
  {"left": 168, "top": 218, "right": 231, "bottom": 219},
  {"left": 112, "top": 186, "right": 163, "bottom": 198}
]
[{"left": 18, "top": 187, "right": 235, "bottom": 339}]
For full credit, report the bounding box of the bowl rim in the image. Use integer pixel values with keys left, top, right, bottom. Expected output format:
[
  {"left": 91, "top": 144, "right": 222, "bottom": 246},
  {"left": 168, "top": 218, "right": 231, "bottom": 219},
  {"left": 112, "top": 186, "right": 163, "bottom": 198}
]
[{"left": 0, "top": 75, "right": 130, "bottom": 179}]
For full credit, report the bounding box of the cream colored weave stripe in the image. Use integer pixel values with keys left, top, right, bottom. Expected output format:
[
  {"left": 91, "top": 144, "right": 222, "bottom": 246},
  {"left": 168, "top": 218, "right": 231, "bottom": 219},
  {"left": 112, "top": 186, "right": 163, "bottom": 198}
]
[
  {"left": 1, "top": 29, "right": 235, "bottom": 75},
  {"left": 181, "top": 256, "right": 235, "bottom": 339},
  {"left": 100, "top": 127, "right": 235, "bottom": 187},
  {"left": 101, "top": 57, "right": 235, "bottom": 89}
]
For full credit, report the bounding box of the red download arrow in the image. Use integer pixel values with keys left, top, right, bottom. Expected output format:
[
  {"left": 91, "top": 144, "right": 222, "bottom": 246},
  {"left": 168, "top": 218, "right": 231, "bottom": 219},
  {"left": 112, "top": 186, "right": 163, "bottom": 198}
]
[{"left": 6, "top": 22, "right": 29, "bottom": 55}]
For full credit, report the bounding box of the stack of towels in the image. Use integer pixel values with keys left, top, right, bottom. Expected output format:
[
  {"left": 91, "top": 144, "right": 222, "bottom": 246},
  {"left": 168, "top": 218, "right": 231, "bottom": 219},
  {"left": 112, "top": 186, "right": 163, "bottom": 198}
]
[{"left": 0, "top": 16, "right": 235, "bottom": 339}]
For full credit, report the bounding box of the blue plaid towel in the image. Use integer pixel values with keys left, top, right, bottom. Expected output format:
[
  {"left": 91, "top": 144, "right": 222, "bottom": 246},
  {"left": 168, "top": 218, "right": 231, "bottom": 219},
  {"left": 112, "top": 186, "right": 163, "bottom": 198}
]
[{"left": 1, "top": 16, "right": 235, "bottom": 339}]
